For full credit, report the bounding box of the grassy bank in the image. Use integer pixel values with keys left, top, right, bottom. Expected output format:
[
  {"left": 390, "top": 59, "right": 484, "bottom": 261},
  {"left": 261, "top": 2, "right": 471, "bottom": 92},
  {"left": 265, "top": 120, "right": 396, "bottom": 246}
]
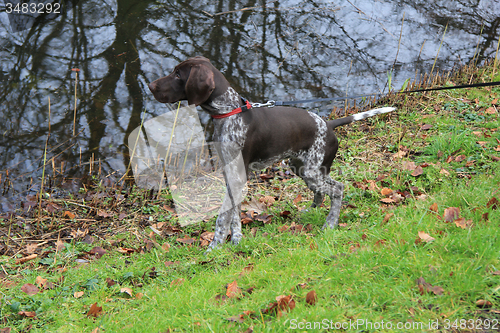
[{"left": 1, "top": 61, "right": 499, "bottom": 332}]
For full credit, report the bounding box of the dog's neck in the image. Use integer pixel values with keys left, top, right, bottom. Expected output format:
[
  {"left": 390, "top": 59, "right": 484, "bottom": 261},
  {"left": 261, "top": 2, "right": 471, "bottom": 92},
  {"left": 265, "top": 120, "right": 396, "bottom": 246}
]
[{"left": 201, "top": 87, "right": 242, "bottom": 117}]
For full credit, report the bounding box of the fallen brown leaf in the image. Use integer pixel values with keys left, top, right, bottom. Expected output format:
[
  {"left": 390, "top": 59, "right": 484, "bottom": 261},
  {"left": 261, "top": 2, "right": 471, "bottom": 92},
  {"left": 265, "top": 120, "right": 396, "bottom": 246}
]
[
  {"left": 87, "top": 302, "right": 103, "bottom": 318},
  {"left": 486, "top": 197, "right": 499, "bottom": 209},
  {"left": 454, "top": 218, "right": 473, "bottom": 229},
  {"left": 176, "top": 236, "right": 197, "bottom": 245},
  {"left": 416, "top": 277, "right": 444, "bottom": 295},
  {"left": 120, "top": 287, "right": 134, "bottom": 298},
  {"left": 402, "top": 161, "right": 417, "bottom": 171},
  {"left": 165, "top": 261, "right": 180, "bottom": 267},
  {"left": 63, "top": 211, "right": 76, "bottom": 219},
  {"left": 485, "top": 106, "right": 497, "bottom": 114},
  {"left": 239, "top": 263, "right": 254, "bottom": 277},
  {"left": 443, "top": 207, "right": 460, "bottom": 222},
  {"left": 381, "top": 188, "right": 393, "bottom": 196},
  {"left": 259, "top": 196, "right": 275, "bottom": 207},
  {"left": 117, "top": 247, "right": 136, "bottom": 254},
  {"left": 161, "top": 242, "right": 171, "bottom": 252},
  {"left": 367, "top": 179, "right": 379, "bottom": 191},
  {"left": 293, "top": 194, "right": 302, "bottom": 205},
  {"left": 278, "top": 225, "right": 289, "bottom": 232},
  {"left": 429, "top": 203, "right": 438, "bottom": 213},
  {"left": 18, "top": 311, "right": 36, "bottom": 318},
  {"left": 241, "top": 199, "right": 267, "bottom": 214},
  {"left": 380, "top": 197, "right": 395, "bottom": 204},
  {"left": 25, "top": 243, "right": 38, "bottom": 254},
  {"left": 106, "top": 278, "right": 117, "bottom": 287},
  {"left": 35, "top": 276, "right": 50, "bottom": 289},
  {"left": 241, "top": 216, "right": 253, "bottom": 225},
  {"left": 439, "top": 168, "right": 450, "bottom": 175},
  {"left": 277, "top": 295, "right": 295, "bottom": 312},
  {"left": 306, "top": 290, "right": 317, "bottom": 306},
  {"left": 418, "top": 231, "right": 435, "bottom": 243},
  {"left": 382, "top": 213, "right": 394, "bottom": 223},
  {"left": 392, "top": 151, "right": 407, "bottom": 159},
  {"left": 226, "top": 311, "right": 253, "bottom": 323},
  {"left": 226, "top": 281, "right": 241, "bottom": 298},
  {"left": 477, "top": 141, "right": 488, "bottom": 148},
  {"left": 88, "top": 246, "right": 106, "bottom": 259},
  {"left": 476, "top": 299, "right": 493, "bottom": 308},
  {"left": 21, "top": 283, "right": 39, "bottom": 296},
  {"left": 97, "top": 210, "right": 113, "bottom": 218},
  {"left": 411, "top": 166, "right": 423, "bottom": 177},
  {"left": 261, "top": 295, "right": 296, "bottom": 317},
  {"left": 254, "top": 213, "right": 272, "bottom": 224}
]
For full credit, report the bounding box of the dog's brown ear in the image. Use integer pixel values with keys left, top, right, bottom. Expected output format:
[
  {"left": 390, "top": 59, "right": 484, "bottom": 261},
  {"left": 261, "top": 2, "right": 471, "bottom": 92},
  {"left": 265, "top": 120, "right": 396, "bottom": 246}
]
[{"left": 185, "top": 64, "right": 215, "bottom": 106}]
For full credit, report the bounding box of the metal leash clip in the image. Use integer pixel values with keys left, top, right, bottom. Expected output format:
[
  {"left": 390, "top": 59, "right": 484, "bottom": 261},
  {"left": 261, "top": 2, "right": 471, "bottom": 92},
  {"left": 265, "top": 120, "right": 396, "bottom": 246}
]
[{"left": 251, "top": 100, "right": 276, "bottom": 108}]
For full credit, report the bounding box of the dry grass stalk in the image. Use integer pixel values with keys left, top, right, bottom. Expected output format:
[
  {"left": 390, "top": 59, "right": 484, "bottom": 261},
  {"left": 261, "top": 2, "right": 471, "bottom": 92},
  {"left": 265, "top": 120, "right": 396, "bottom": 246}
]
[
  {"left": 73, "top": 69, "right": 79, "bottom": 137},
  {"left": 430, "top": 22, "right": 448, "bottom": 79},
  {"left": 38, "top": 97, "right": 51, "bottom": 228},
  {"left": 492, "top": 34, "right": 500, "bottom": 81},
  {"left": 157, "top": 103, "right": 182, "bottom": 199}
]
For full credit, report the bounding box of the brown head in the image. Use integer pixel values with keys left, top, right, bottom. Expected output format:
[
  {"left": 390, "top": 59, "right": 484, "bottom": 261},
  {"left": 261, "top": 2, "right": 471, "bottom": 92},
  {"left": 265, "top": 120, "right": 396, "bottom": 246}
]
[{"left": 148, "top": 56, "right": 229, "bottom": 106}]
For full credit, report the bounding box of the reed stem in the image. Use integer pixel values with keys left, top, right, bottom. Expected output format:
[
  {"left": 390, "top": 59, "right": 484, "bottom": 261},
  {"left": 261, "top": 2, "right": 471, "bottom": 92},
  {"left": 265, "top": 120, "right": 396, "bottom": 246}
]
[{"left": 38, "top": 97, "right": 51, "bottom": 229}]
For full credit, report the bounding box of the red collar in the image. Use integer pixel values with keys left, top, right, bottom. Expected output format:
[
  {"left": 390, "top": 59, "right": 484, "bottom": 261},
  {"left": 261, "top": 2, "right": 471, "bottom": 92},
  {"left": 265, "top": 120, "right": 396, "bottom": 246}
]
[{"left": 211, "top": 99, "right": 252, "bottom": 119}]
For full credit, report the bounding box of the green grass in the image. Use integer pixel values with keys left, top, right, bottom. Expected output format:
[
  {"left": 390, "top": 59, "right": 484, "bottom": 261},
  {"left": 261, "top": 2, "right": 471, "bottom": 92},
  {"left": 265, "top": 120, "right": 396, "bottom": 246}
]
[
  {"left": 3, "top": 171, "right": 498, "bottom": 332},
  {"left": 1, "top": 62, "right": 500, "bottom": 332}
]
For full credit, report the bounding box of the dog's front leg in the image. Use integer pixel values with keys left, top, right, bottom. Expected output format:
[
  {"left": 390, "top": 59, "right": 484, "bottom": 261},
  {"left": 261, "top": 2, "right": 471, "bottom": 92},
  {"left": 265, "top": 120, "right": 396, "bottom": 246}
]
[
  {"left": 227, "top": 161, "right": 247, "bottom": 245},
  {"left": 208, "top": 145, "right": 247, "bottom": 250},
  {"left": 208, "top": 202, "right": 234, "bottom": 250}
]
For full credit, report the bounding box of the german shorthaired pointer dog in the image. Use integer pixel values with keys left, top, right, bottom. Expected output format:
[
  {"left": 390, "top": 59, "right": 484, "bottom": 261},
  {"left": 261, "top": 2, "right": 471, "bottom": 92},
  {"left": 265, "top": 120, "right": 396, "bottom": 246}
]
[{"left": 148, "top": 56, "right": 395, "bottom": 250}]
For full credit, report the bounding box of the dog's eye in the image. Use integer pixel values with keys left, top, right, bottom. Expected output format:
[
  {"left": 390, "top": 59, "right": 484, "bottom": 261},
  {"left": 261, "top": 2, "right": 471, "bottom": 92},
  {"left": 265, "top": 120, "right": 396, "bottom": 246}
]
[{"left": 175, "top": 70, "right": 181, "bottom": 79}]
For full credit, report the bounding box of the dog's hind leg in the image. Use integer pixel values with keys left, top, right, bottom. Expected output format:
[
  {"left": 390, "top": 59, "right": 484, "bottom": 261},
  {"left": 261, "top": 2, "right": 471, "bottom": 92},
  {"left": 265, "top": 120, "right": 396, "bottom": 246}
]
[
  {"left": 322, "top": 177, "right": 344, "bottom": 229},
  {"left": 311, "top": 193, "right": 325, "bottom": 208},
  {"left": 290, "top": 158, "right": 326, "bottom": 209},
  {"left": 301, "top": 170, "right": 344, "bottom": 228}
]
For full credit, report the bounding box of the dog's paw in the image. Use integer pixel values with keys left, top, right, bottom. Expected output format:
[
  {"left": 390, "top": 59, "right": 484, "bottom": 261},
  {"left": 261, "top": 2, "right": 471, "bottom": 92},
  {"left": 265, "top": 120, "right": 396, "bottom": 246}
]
[
  {"left": 204, "top": 240, "right": 221, "bottom": 255},
  {"left": 322, "top": 219, "right": 339, "bottom": 230},
  {"left": 230, "top": 233, "right": 242, "bottom": 246}
]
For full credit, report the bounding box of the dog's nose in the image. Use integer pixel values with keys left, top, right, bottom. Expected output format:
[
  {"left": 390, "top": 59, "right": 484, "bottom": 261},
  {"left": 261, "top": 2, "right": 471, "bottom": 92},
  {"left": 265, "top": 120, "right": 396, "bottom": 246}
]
[{"left": 148, "top": 82, "right": 157, "bottom": 93}]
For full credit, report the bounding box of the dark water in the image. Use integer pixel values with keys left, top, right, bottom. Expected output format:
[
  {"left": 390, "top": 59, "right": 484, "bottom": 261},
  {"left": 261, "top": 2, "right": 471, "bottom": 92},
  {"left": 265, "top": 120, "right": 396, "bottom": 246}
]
[{"left": 0, "top": 0, "right": 499, "bottom": 211}]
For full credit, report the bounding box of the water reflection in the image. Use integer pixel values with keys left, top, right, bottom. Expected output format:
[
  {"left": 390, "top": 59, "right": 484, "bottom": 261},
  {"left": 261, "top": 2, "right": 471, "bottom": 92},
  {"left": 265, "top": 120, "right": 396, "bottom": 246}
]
[{"left": 0, "top": 0, "right": 498, "bottom": 211}]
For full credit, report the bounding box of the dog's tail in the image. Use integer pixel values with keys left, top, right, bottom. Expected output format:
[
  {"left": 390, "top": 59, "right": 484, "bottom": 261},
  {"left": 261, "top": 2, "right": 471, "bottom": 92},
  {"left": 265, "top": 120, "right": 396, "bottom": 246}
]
[{"left": 327, "top": 107, "right": 395, "bottom": 129}]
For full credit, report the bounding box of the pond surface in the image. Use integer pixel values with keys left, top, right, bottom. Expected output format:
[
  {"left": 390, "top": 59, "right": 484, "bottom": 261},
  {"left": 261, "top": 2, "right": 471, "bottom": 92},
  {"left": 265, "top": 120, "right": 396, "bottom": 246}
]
[{"left": 0, "top": 0, "right": 499, "bottom": 211}]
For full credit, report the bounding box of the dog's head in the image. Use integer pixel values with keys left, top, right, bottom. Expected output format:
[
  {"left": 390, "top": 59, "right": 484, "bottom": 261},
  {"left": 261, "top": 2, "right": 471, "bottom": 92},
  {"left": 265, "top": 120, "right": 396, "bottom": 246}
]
[{"left": 148, "top": 56, "right": 221, "bottom": 106}]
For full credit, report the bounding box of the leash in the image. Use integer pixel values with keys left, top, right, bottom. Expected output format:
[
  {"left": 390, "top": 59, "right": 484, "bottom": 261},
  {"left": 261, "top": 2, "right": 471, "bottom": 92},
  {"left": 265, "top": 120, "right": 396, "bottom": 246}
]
[
  {"left": 256, "top": 80, "right": 500, "bottom": 108},
  {"left": 210, "top": 80, "right": 500, "bottom": 118}
]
